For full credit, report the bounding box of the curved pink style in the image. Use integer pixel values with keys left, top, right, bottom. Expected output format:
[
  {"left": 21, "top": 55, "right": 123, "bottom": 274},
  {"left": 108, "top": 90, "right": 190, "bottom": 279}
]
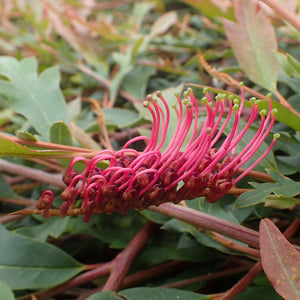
[{"left": 37, "top": 86, "right": 278, "bottom": 222}]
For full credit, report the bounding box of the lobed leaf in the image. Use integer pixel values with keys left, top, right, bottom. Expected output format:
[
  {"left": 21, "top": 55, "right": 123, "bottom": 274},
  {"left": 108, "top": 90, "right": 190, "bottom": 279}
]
[
  {"left": 234, "top": 170, "right": 300, "bottom": 208},
  {"left": 260, "top": 219, "right": 300, "bottom": 300},
  {"left": 0, "top": 56, "right": 69, "bottom": 139}
]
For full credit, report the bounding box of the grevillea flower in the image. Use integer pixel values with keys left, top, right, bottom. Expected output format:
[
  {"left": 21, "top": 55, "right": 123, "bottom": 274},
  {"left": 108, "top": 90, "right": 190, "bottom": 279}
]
[{"left": 37, "top": 85, "right": 279, "bottom": 222}]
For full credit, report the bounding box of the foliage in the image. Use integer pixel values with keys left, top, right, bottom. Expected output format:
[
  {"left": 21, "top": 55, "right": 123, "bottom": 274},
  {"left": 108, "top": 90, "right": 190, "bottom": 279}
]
[{"left": 0, "top": 0, "right": 299, "bottom": 299}]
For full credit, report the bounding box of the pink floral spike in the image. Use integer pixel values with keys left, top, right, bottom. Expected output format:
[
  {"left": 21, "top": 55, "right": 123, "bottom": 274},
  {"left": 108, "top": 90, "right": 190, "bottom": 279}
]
[{"left": 36, "top": 86, "right": 278, "bottom": 221}]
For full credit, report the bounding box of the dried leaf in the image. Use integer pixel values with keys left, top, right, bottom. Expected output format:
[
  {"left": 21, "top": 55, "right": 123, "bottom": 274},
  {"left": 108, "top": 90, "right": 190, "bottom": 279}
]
[{"left": 260, "top": 219, "right": 300, "bottom": 300}]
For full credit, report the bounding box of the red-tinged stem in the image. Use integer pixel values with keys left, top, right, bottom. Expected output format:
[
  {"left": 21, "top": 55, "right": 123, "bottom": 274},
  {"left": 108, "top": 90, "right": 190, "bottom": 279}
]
[
  {"left": 149, "top": 203, "right": 261, "bottom": 249},
  {"left": 260, "top": 0, "right": 300, "bottom": 31},
  {"left": 219, "top": 217, "right": 300, "bottom": 299},
  {"left": 161, "top": 265, "right": 252, "bottom": 289},
  {"left": 220, "top": 263, "right": 263, "bottom": 300},
  {"left": 17, "top": 263, "right": 112, "bottom": 300},
  {"left": 0, "top": 158, "right": 65, "bottom": 188},
  {"left": 78, "top": 261, "right": 189, "bottom": 300},
  {"left": 209, "top": 232, "right": 260, "bottom": 258},
  {"left": 102, "top": 221, "right": 158, "bottom": 291},
  {"left": 17, "top": 222, "right": 157, "bottom": 300}
]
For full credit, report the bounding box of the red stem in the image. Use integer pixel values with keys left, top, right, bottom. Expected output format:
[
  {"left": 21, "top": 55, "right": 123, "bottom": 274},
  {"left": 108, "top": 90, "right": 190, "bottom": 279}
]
[{"left": 102, "top": 221, "right": 157, "bottom": 291}]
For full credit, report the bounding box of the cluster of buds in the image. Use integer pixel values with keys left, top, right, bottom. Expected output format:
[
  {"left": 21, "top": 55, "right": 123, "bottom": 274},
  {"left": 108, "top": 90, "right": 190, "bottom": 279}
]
[{"left": 37, "top": 85, "right": 279, "bottom": 222}]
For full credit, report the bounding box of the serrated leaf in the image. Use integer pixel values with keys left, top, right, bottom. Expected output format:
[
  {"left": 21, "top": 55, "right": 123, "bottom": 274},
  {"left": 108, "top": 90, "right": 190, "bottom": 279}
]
[
  {"left": 260, "top": 219, "right": 300, "bottom": 300},
  {"left": 0, "top": 224, "right": 83, "bottom": 290},
  {"left": 222, "top": 0, "right": 278, "bottom": 92},
  {"left": 0, "top": 136, "right": 76, "bottom": 159},
  {"left": 50, "top": 121, "right": 73, "bottom": 146},
  {"left": 0, "top": 56, "right": 69, "bottom": 139}
]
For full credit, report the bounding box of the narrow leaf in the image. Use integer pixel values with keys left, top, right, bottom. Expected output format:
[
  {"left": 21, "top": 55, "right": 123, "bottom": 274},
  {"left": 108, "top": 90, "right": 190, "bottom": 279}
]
[
  {"left": 222, "top": 0, "right": 278, "bottom": 92},
  {"left": 0, "top": 224, "right": 83, "bottom": 290},
  {"left": 260, "top": 219, "right": 300, "bottom": 299},
  {"left": 150, "top": 11, "right": 177, "bottom": 36},
  {"left": 0, "top": 136, "right": 76, "bottom": 159}
]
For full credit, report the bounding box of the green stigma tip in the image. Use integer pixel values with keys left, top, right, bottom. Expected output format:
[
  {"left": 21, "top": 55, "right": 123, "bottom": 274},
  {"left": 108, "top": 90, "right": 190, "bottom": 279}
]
[
  {"left": 228, "top": 94, "right": 234, "bottom": 101},
  {"left": 203, "top": 88, "right": 208, "bottom": 94},
  {"left": 239, "top": 81, "right": 244, "bottom": 87},
  {"left": 259, "top": 109, "right": 267, "bottom": 117},
  {"left": 201, "top": 97, "right": 208, "bottom": 104},
  {"left": 187, "top": 87, "right": 193, "bottom": 94},
  {"left": 174, "top": 92, "right": 180, "bottom": 97},
  {"left": 271, "top": 108, "right": 278, "bottom": 115},
  {"left": 233, "top": 98, "right": 240, "bottom": 105},
  {"left": 183, "top": 91, "right": 189, "bottom": 98},
  {"left": 274, "top": 133, "right": 280, "bottom": 139},
  {"left": 255, "top": 99, "right": 261, "bottom": 105},
  {"left": 233, "top": 103, "right": 239, "bottom": 111},
  {"left": 266, "top": 93, "right": 272, "bottom": 98},
  {"left": 215, "top": 94, "right": 221, "bottom": 101}
]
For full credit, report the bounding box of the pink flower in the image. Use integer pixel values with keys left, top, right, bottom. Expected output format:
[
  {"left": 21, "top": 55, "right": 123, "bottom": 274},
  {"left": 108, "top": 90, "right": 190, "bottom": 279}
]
[{"left": 37, "top": 85, "right": 278, "bottom": 222}]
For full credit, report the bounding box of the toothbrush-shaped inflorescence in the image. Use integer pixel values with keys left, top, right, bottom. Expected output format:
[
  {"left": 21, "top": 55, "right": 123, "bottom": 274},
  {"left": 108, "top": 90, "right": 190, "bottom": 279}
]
[{"left": 37, "top": 85, "right": 279, "bottom": 222}]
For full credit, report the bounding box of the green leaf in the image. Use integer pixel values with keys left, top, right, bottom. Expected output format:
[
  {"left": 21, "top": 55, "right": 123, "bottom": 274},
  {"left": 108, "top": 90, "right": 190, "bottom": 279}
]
[
  {"left": 260, "top": 219, "right": 300, "bottom": 299},
  {"left": 15, "top": 217, "right": 69, "bottom": 242},
  {"left": 102, "top": 108, "right": 142, "bottom": 129},
  {"left": 50, "top": 121, "right": 73, "bottom": 146},
  {"left": 120, "top": 287, "right": 208, "bottom": 300},
  {"left": 222, "top": 0, "right": 278, "bottom": 92},
  {"left": 264, "top": 197, "right": 298, "bottom": 209},
  {"left": 276, "top": 52, "right": 300, "bottom": 78},
  {"left": 235, "top": 287, "right": 284, "bottom": 300},
  {"left": 180, "top": 0, "right": 234, "bottom": 20},
  {"left": 87, "top": 288, "right": 209, "bottom": 300},
  {"left": 0, "top": 136, "right": 76, "bottom": 159},
  {"left": 17, "top": 131, "right": 38, "bottom": 141},
  {"left": 0, "top": 281, "right": 15, "bottom": 300},
  {"left": 0, "top": 174, "right": 17, "bottom": 199},
  {"left": 235, "top": 170, "right": 300, "bottom": 208},
  {"left": 122, "top": 65, "right": 156, "bottom": 99},
  {"left": 0, "top": 224, "right": 83, "bottom": 290},
  {"left": 0, "top": 56, "right": 69, "bottom": 139},
  {"left": 86, "top": 291, "right": 123, "bottom": 300}
]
